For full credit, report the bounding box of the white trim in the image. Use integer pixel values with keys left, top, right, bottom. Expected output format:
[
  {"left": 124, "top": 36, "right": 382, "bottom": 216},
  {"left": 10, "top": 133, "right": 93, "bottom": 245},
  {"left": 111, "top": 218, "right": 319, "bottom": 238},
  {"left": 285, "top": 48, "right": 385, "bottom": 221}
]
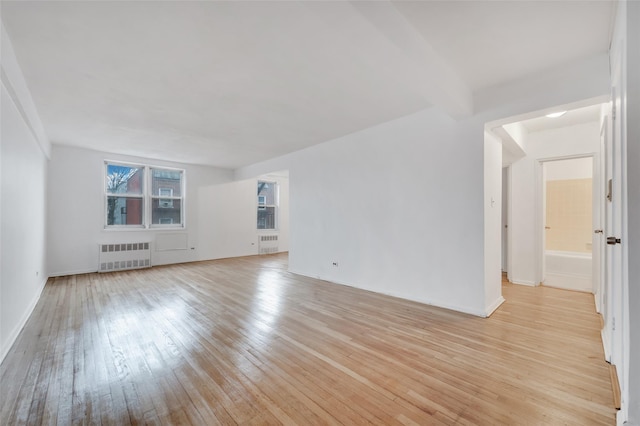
[
  {"left": 485, "top": 296, "right": 506, "bottom": 318},
  {"left": 510, "top": 279, "right": 537, "bottom": 287},
  {"left": 544, "top": 272, "right": 592, "bottom": 293},
  {"left": 104, "top": 161, "right": 186, "bottom": 229},
  {"left": 49, "top": 268, "right": 102, "bottom": 277},
  {"left": 535, "top": 153, "right": 599, "bottom": 290},
  {"left": 601, "top": 328, "right": 612, "bottom": 363},
  {"left": 288, "top": 269, "right": 491, "bottom": 318}
]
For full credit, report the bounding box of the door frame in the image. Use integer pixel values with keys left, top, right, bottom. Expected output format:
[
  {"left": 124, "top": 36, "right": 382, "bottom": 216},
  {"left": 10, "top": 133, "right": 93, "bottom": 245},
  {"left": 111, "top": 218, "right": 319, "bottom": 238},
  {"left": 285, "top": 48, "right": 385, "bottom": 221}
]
[{"left": 534, "top": 153, "right": 602, "bottom": 288}]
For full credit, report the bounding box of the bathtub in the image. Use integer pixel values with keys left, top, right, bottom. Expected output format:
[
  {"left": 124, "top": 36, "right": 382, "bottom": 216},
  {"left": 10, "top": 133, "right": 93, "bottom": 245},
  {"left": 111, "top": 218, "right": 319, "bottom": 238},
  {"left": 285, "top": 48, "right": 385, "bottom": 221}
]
[{"left": 544, "top": 250, "right": 592, "bottom": 292}]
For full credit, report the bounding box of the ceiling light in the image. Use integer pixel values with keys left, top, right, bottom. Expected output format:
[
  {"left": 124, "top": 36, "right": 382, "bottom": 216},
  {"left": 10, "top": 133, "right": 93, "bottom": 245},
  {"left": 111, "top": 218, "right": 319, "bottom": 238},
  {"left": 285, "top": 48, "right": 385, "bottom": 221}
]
[{"left": 545, "top": 111, "right": 567, "bottom": 118}]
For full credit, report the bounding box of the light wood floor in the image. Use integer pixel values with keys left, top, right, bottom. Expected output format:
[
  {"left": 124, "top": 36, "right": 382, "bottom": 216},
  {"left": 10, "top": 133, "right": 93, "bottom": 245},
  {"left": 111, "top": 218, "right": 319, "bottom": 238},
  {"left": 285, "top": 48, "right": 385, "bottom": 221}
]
[{"left": 1, "top": 254, "right": 615, "bottom": 425}]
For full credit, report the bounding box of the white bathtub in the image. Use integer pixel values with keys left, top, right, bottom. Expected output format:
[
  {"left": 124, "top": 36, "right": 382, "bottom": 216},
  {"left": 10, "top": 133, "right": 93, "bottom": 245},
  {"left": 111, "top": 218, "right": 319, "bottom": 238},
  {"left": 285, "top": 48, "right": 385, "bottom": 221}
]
[{"left": 544, "top": 250, "right": 592, "bottom": 292}]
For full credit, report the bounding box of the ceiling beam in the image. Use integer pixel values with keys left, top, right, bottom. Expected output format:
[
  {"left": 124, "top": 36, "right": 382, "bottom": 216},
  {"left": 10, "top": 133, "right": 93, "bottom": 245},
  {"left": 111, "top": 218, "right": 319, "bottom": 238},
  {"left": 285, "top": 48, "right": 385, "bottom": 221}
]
[{"left": 349, "top": 1, "right": 473, "bottom": 119}]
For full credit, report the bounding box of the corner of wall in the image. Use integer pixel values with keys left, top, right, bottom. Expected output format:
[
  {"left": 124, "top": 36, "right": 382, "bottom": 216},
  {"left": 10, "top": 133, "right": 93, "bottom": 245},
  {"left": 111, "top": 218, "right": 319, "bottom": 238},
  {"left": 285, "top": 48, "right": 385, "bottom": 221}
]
[
  {"left": 1, "top": 22, "right": 51, "bottom": 159},
  {"left": 0, "top": 276, "right": 48, "bottom": 363},
  {"left": 1, "top": 23, "right": 51, "bottom": 363},
  {"left": 485, "top": 296, "right": 506, "bottom": 318}
]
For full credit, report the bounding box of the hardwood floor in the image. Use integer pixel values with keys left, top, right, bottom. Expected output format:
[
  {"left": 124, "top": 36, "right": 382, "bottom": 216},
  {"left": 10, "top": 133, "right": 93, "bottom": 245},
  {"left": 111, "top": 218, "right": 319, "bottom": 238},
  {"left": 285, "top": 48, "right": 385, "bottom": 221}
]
[{"left": 1, "top": 254, "right": 615, "bottom": 425}]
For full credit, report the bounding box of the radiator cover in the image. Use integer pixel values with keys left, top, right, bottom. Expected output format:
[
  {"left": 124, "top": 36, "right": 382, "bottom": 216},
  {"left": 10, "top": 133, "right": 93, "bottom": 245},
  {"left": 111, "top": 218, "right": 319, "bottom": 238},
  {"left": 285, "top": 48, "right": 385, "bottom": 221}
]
[
  {"left": 99, "top": 242, "right": 151, "bottom": 272},
  {"left": 259, "top": 234, "right": 279, "bottom": 254}
]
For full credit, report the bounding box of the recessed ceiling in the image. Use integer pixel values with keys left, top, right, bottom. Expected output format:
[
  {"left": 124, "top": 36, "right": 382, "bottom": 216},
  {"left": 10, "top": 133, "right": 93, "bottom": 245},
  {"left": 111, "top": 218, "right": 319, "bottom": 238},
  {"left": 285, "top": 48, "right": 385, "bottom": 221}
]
[{"left": 1, "top": 1, "right": 615, "bottom": 169}]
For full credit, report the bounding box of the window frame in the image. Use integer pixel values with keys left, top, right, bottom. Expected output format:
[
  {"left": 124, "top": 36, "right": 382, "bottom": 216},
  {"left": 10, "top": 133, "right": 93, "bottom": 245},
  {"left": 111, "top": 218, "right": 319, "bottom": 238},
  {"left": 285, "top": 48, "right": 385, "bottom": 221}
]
[
  {"left": 104, "top": 161, "right": 146, "bottom": 229},
  {"left": 257, "top": 180, "right": 278, "bottom": 231},
  {"left": 104, "top": 161, "right": 186, "bottom": 230}
]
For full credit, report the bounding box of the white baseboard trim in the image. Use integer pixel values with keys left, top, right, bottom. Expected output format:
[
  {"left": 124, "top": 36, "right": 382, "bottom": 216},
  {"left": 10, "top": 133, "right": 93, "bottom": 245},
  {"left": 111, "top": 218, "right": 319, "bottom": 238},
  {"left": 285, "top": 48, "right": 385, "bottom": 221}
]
[
  {"left": 601, "top": 328, "right": 611, "bottom": 363},
  {"left": 543, "top": 272, "right": 592, "bottom": 293},
  {"left": 485, "top": 296, "right": 506, "bottom": 317},
  {"left": 49, "top": 268, "right": 97, "bottom": 277},
  {"left": 616, "top": 408, "right": 629, "bottom": 426},
  {"left": 510, "top": 279, "right": 537, "bottom": 286},
  {"left": 0, "top": 276, "right": 48, "bottom": 363},
  {"left": 287, "top": 269, "right": 488, "bottom": 317}
]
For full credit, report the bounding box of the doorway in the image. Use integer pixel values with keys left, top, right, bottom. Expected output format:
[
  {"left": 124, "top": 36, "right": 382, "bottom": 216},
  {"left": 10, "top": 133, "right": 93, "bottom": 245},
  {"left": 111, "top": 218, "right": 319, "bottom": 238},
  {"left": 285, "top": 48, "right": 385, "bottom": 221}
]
[{"left": 540, "top": 157, "right": 595, "bottom": 292}]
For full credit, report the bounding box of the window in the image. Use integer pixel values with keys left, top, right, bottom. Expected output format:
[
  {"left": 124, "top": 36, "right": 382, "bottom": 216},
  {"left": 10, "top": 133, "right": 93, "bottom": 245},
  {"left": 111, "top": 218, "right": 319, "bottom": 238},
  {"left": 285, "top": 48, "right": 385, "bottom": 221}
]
[
  {"left": 106, "top": 164, "right": 144, "bottom": 226},
  {"left": 257, "top": 181, "right": 277, "bottom": 230},
  {"left": 105, "top": 162, "right": 185, "bottom": 228},
  {"left": 151, "top": 168, "right": 182, "bottom": 224}
]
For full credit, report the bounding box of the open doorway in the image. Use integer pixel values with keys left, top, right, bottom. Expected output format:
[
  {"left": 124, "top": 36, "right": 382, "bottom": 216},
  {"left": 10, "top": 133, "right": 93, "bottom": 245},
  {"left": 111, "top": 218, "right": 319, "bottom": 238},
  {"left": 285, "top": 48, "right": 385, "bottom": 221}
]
[
  {"left": 501, "top": 167, "right": 509, "bottom": 273},
  {"left": 486, "top": 102, "right": 605, "bottom": 289},
  {"left": 540, "top": 157, "right": 594, "bottom": 292}
]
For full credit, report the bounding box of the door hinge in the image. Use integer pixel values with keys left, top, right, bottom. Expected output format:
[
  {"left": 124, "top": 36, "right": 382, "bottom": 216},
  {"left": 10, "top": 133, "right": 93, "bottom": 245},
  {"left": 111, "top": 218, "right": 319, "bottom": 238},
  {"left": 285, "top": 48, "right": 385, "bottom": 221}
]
[{"left": 607, "top": 237, "right": 621, "bottom": 245}]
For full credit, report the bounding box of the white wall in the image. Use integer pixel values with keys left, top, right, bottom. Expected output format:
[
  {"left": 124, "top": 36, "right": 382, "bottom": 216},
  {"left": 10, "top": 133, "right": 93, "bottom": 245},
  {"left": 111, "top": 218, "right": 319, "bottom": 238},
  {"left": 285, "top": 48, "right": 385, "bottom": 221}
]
[
  {"left": 614, "top": 1, "right": 640, "bottom": 424},
  {"left": 197, "top": 174, "right": 290, "bottom": 260},
  {"left": 241, "top": 108, "right": 489, "bottom": 316},
  {"left": 234, "top": 49, "right": 610, "bottom": 318},
  {"left": 545, "top": 157, "right": 592, "bottom": 180},
  {"left": 0, "top": 25, "right": 51, "bottom": 361},
  {"left": 47, "top": 146, "right": 289, "bottom": 276},
  {"left": 626, "top": 1, "right": 640, "bottom": 423},
  {"left": 484, "top": 132, "right": 505, "bottom": 315},
  {"left": 509, "top": 121, "right": 600, "bottom": 286}
]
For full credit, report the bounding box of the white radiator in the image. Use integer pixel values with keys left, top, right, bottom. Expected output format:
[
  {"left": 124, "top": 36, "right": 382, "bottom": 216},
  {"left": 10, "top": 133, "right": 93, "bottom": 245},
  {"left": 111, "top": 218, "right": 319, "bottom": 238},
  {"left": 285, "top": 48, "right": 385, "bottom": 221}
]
[
  {"left": 98, "top": 242, "right": 151, "bottom": 272},
  {"left": 259, "top": 234, "right": 279, "bottom": 254}
]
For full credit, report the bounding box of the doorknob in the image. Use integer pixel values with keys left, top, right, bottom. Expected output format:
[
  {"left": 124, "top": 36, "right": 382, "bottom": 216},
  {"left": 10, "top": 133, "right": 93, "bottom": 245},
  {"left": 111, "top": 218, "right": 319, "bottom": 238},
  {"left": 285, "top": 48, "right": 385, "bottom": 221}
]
[
  {"left": 607, "top": 237, "right": 621, "bottom": 245},
  {"left": 594, "top": 229, "right": 604, "bottom": 234}
]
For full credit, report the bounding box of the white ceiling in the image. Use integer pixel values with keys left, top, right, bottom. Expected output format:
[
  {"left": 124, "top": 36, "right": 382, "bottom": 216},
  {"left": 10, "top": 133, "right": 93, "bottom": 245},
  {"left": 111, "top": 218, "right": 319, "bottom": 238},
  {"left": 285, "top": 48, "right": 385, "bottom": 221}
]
[
  {"left": 519, "top": 104, "right": 603, "bottom": 133},
  {"left": 1, "top": 1, "right": 615, "bottom": 169}
]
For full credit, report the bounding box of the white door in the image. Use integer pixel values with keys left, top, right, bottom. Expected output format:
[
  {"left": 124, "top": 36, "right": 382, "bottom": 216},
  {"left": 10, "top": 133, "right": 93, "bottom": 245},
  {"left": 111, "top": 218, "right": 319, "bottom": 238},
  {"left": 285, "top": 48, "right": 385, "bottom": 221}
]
[
  {"left": 603, "top": 45, "right": 624, "bottom": 366},
  {"left": 593, "top": 120, "right": 606, "bottom": 313}
]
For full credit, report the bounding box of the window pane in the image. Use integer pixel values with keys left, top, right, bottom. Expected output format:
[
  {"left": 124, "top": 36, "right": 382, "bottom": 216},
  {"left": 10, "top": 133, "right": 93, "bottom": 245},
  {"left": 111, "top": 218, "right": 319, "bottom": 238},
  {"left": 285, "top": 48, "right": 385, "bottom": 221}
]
[
  {"left": 152, "top": 199, "right": 182, "bottom": 225},
  {"left": 106, "top": 196, "right": 143, "bottom": 225},
  {"left": 257, "top": 206, "right": 276, "bottom": 229},
  {"left": 257, "top": 181, "right": 276, "bottom": 205},
  {"left": 106, "top": 164, "right": 143, "bottom": 195},
  {"left": 152, "top": 169, "right": 182, "bottom": 197}
]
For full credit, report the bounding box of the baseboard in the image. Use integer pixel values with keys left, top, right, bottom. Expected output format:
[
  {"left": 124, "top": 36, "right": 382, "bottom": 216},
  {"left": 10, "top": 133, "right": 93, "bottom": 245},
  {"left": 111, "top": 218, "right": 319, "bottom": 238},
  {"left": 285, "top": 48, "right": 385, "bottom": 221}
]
[
  {"left": 543, "top": 272, "right": 591, "bottom": 292},
  {"left": 0, "top": 276, "right": 48, "bottom": 363},
  {"left": 616, "top": 409, "right": 630, "bottom": 426},
  {"left": 287, "top": 269, "right": 488, "bottom": 317},
  {"left": 601, "top": 328, "right": 611, "bottom": 362},
  {"left": 510, "top": 279, "right": 536, "bottom": 286},
  {"left": 49, "top": 268, "right": 97, "bottom": 277},
  {"left": 485, "top": 296, "right": 506, "bottom": 318}
]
